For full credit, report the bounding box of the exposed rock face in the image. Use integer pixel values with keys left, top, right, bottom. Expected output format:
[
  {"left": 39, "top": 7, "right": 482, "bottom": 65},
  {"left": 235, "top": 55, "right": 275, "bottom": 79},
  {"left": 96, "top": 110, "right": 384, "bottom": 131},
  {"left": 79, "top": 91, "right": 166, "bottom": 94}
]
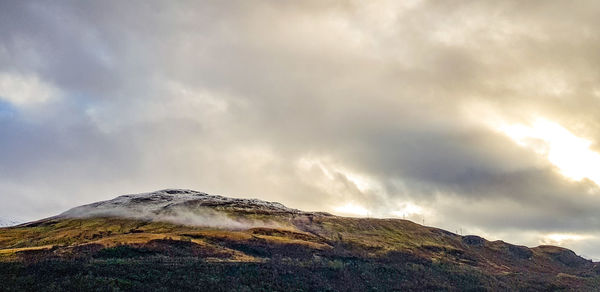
[
  {"left": 462, "top": 235, "right": 485, "bottom": 247},
  {"left": 507, "top": 244, "right": 533, "bottom": 259},
  {"left": 536, "top": 245, "right": 592, "bottom": 268}
]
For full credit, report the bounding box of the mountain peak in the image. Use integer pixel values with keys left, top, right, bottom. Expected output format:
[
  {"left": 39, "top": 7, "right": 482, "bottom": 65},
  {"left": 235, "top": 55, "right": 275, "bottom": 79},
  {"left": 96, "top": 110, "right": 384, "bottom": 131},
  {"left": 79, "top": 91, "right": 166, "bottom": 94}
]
[{"left": 57, "top": 189, "right": 324, "bottom": 229}]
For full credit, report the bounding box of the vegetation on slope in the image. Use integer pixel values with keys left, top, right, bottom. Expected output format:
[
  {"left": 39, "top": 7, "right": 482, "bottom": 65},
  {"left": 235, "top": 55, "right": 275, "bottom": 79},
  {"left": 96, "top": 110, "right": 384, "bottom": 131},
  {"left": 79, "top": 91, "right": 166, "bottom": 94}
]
[
  {"left": 0, "top": 214, "right": 599, "bottom": 290},
  {"left": 1, "top": 190, "right": 599, "bottom": 290}
]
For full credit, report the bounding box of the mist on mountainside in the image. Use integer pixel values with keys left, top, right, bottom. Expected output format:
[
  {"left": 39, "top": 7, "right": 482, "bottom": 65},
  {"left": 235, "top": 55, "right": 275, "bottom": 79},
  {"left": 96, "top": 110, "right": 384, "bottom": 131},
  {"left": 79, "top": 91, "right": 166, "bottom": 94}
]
[{"left": 57, "top": 189, "right": 292, "bottom": 230}]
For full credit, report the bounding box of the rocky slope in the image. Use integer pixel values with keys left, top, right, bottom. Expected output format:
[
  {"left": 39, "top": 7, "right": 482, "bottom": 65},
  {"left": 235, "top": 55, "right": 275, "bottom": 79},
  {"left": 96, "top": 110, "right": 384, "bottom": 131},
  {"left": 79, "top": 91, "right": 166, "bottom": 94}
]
[{"left": 1, "top": 189, "right": 599, "bottom": 291}]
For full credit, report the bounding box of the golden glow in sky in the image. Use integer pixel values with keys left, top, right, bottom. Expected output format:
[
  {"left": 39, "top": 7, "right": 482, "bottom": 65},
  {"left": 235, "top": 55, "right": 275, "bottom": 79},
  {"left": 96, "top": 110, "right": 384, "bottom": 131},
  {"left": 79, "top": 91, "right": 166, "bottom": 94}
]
[
  {"left": 391, "top": 203, "right": 424, "bottom": 218},
  {"left": 498, "top": 118, "right": 600, "bottom": 185},
  {"left": 542, "top": 233, "right": 593, "bottom": 246},
  {"left": 333, "top": 203, "right": 370, "bottom": 217}
]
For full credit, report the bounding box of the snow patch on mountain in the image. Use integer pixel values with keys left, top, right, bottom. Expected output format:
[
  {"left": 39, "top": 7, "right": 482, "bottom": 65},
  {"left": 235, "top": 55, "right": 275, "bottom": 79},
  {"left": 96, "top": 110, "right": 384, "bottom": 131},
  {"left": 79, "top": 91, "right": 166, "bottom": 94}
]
[
  {"left": 58, "top": 189, "right": 312, "bottom": 229},
  {"left": 0, "top": 217, "right": 21, "bottom": 227}
]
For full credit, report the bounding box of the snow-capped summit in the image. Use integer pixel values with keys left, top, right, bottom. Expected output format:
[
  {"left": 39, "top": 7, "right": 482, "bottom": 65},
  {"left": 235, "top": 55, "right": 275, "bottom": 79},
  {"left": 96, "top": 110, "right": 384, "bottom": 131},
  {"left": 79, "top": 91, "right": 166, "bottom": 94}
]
[
  {"left": 53, "top": 189, "right": 331, "bottom": 228},
  {"left": 0, "top": 217, "right": 21, "bottom": 227},
  {"left": 60, "top": 189, "right": 305, "bottom": 218},
  {"left": 56, "top": 189, "right": 326, "bottom": 229}
]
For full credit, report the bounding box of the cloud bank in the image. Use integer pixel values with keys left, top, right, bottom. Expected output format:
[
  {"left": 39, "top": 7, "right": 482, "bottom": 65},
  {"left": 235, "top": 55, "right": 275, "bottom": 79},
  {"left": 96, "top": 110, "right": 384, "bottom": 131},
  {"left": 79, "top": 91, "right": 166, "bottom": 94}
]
[{"left": 2, "top": 0, "right": 600, "bottom": 258}]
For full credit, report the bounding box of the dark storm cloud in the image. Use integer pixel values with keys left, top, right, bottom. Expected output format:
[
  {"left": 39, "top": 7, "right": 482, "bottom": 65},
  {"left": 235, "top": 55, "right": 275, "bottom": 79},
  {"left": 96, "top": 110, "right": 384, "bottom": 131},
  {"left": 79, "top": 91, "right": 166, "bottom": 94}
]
[{"left": 2, "top": 0, "right": 600, "bottom": 257}]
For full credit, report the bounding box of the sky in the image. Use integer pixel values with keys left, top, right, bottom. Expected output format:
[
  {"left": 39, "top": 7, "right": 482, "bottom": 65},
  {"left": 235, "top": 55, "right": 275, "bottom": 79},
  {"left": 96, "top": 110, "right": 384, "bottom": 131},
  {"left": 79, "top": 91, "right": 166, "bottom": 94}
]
[{"left": 2, "top": 0, "right": 600, "bottom": 259}]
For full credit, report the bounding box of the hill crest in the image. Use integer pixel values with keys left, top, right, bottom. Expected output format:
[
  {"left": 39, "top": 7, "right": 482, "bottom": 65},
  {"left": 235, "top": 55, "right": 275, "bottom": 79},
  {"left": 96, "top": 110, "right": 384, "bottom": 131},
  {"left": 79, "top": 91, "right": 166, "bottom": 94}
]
[{"left": 2, "top": 189, "right": 599, "bottom": 290}]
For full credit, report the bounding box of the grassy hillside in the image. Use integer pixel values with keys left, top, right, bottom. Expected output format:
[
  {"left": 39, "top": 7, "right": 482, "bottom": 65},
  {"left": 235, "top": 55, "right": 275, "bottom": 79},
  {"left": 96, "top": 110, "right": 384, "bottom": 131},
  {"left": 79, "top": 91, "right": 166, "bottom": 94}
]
[{"left": 1, "top": 210, "right": 600, "bottom": 291}]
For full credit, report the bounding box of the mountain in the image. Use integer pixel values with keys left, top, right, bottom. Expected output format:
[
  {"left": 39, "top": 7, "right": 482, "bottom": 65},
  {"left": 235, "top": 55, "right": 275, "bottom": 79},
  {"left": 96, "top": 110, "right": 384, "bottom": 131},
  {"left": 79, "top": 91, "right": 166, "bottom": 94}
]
[
  {"left": 1, "top": 189, "right": 599, "bottom": 291},
  {"left": 57, "top": 189, "right": 320, "bottom": 224}
]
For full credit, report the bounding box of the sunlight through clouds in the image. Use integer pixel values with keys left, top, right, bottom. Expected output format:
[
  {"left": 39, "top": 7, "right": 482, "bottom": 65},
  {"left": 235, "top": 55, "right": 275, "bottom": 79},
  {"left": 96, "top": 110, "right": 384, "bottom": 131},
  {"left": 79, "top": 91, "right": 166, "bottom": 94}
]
[
  {"left": 498, "top": 118, "right": 600, "bottom": 185},
  {"left": 391, "top": 202, "right": 424, "bottom": 218},
  {"left": 296, "top": 156, "right": 383, "bottom": 194},
  {"left": 4, "top": 0, "right": 600, "bottom": 260},
  {"left": 541, "top": 233, "right": 594, "bottom": 246},
  {"left": 333, "top": 203, "right": 370, "bottom": 217},
  {"left": 0, "top": 73, "right": 59, "bottom": 106}
]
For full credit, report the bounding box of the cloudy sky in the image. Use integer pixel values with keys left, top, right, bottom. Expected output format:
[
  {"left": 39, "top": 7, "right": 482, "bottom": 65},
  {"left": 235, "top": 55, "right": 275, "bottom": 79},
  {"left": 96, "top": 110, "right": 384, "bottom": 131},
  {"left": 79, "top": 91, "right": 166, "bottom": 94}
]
[{"left": 3, "top": 0, "right": 600, "bottom": 258}]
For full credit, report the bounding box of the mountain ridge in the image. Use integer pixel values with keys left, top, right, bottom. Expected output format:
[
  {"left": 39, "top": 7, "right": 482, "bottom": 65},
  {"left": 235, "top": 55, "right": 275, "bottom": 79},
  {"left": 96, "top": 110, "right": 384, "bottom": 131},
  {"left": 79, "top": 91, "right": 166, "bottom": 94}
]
[{"left": 1, "top": 189, "right": 599, "bottom": 290}]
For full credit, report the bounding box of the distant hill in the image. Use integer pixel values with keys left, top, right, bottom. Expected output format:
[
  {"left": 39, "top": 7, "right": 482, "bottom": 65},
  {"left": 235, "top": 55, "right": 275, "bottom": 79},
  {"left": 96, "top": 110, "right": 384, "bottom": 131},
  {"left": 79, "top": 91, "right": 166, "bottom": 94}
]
[{"left": 1, "top": 189, "right": 599, "bottom": 291}]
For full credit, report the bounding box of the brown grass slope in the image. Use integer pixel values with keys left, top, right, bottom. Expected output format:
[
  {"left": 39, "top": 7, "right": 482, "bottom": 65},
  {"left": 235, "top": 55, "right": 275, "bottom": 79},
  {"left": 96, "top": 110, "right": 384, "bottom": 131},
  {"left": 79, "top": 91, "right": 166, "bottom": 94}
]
[{"left": 1, "top": 193, "right": 599, "bottom": 289}]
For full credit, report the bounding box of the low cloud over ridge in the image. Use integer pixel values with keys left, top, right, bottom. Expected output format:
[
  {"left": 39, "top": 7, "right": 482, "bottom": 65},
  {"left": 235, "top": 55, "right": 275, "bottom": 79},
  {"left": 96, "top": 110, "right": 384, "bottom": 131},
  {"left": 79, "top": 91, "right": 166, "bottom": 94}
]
[{"left": 2, "top": 0, "right": 600, "bottom": 258}]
